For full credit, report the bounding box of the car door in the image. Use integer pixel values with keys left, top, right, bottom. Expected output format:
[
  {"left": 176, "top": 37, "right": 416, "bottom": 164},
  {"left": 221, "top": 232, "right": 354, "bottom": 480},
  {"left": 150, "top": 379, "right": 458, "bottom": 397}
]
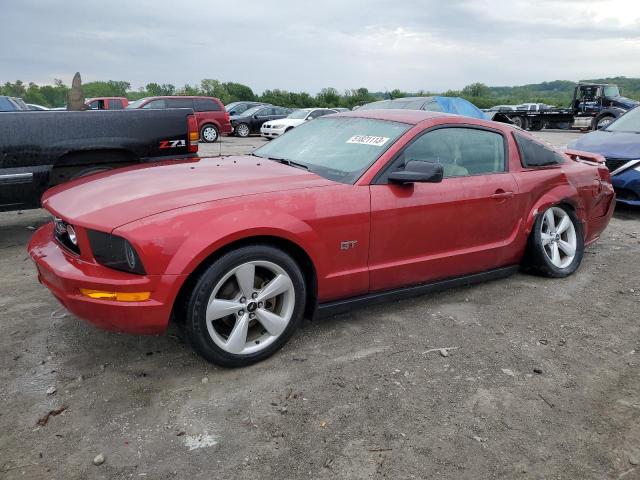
[
  {"left": 368, "top": 125, "right": 521, "bottom": 292},
  {"left": 251, "top": 107, "right": 272, "bottom": 132}
]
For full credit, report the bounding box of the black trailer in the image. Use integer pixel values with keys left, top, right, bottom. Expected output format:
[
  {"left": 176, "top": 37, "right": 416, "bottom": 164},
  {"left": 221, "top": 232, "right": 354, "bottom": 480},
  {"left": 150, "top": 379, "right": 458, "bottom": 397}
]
[{"left": 500, "top": 83, "right": 639, "bottom": 131}]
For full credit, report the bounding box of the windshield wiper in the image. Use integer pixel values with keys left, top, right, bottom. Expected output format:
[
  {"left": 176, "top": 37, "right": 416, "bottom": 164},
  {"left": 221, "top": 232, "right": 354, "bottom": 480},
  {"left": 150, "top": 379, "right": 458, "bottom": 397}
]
[{"left": 266, "top": 156, "right": 309, "bottom": 170}]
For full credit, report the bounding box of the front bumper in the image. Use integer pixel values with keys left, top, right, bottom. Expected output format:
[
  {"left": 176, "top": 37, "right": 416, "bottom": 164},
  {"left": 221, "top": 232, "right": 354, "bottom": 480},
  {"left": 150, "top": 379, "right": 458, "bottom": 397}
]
[
  {"left": 611, "top": 167, "right": 640, "bottom": 206},
  {"left": 260, "top": 125, "right": 287, "bottom": 138},
  {"left": 28, "top": 223, "right": 186, "bottom": 335}
]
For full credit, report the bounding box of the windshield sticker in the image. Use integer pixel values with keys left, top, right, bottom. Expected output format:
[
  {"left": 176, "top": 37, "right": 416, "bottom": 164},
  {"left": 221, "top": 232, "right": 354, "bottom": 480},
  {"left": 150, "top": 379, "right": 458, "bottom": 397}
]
[{"left": 346, "top": 135, "right": 390, "bottom": 146}]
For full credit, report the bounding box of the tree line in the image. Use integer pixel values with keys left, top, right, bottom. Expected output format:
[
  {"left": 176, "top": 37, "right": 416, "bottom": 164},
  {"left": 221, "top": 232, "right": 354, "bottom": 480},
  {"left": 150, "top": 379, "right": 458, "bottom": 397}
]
[{"left": 2, "top": 76, "right": 639, "bottom": 110}]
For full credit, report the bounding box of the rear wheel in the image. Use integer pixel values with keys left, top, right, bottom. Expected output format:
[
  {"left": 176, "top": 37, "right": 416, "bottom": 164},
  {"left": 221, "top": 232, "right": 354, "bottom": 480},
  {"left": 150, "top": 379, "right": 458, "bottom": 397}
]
[
  {"left": 529, "top": 120, "right": 544, "bottom": 131},
  {"left": 511, "top": 116, "right": 527, "bottom": 129},
  {"left": 185, "top": 245, "right": 306, "bottom": 367},
  {"left": 200, "top": 124, "right": 219, "bottom": 143},
  {"left": 527, "top": 205, "right": 584, "bottom": 278},
  {"left": 595, "top": 115, "right": 614, "bottom": 130},
  {"left": 235, "top": 123, "right": 250, "bottom": 137}
]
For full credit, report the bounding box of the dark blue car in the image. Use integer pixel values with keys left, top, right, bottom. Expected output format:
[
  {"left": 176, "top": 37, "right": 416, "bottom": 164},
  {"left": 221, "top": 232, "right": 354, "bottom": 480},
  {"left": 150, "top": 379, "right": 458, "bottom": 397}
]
[{"left": 569, "top": 106, "right": 640, "bottom": 206}]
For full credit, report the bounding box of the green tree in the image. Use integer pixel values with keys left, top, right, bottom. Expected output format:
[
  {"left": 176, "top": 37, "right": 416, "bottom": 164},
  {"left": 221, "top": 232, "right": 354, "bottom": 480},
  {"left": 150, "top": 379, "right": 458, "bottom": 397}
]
[
  {"left": 461, "top": 82, "right": 491, "bottom": 98},
  {"left": 223, "top": 82, "right": 255, "bottom": 102},
  {"left": 145, "top": 83, "right": 176, "bottom": 96},
  {"left": 315, "top": 87, "right": 340, "bottom": 107}
]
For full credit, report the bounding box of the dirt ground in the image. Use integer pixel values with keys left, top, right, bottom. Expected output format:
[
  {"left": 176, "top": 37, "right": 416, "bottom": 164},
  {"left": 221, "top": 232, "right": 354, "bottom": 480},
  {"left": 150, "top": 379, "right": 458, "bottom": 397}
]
[{"left": 1, "top": 131, "right": 639, "bottom": 480}]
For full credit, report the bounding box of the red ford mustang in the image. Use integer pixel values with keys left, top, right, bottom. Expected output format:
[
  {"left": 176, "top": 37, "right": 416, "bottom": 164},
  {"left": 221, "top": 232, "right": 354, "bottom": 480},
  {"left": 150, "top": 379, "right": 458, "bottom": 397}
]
[{"left": 28, "top": 111, "right": 615, "bottom": 367}]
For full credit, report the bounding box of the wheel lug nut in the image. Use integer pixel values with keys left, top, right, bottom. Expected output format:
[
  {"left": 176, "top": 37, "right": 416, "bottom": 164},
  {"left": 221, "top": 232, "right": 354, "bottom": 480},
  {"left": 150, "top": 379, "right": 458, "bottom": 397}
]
[
  {"left": 258, "top": 302, "right": 263, "bottom": 308},
  {"left": 249, "top": 313, "right": 255, "bottom": 319},
  {"left": 251, "top": 292, "right": 258, "bottom": 299},
  {"left": 238, "top": 310, "right": 244, "bottom": 316},
  {"left": 240, "top": 297, "right": 246, "bottom": 303}
]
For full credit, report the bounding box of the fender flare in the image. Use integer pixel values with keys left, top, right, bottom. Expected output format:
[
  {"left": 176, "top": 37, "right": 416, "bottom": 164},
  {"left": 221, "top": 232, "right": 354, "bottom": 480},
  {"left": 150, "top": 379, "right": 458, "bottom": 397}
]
[{"left": 523, "top": 185, "right": 586, "bottom": 237}]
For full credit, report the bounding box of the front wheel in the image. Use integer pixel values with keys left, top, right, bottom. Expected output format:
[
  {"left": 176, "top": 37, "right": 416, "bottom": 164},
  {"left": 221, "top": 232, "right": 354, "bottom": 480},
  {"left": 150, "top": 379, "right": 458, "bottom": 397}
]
[
  {"left": 200, "top": 124, "right": 219, "bottom": 143},
  {"left": 595, "top": 115, "right": 614, "bottom": 130},
  {"left": 185, "top": 245, "right": 306, "bottom": 367},
  {"left": 527, "top": 205, "right": 584, "bottom": 278},
  {"left": 234, "top": 123, "right": 250, "bottom": 137}
]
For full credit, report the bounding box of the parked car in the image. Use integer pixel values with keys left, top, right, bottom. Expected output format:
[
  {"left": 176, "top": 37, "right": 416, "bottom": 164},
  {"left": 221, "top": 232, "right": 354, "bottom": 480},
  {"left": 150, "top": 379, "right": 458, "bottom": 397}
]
[
  {"left": 226, "top": 101, "right": 268, "bottom": 116},
  {"left": 0, "top": 96, "right": 29, "bottom": 111},
  {"left": 0, "top": 109, "right": 199, "bottom": 211},
  {"left": 127, "top": 96, "right": 232, "bottom": 143},
  {"left": 27, "top": 103, "right": 50, "bottom": 111},
  {"left": 230, "top": 105, "right": 291, "bottom": 137},
  {"left": 568, "top": 106, "right": 640, "bottom": 206},
  {"left": 28, "top": 110, "right": 614, "bottom": 367},
  {"left": 86, "top": 97, "right": 129, "bottom": 110},
  {"left": 260, "top": 108, "right": 336, "bottom": 139},
  {"left": 359, "top": 96, "right": 489, "bottom": 120}
]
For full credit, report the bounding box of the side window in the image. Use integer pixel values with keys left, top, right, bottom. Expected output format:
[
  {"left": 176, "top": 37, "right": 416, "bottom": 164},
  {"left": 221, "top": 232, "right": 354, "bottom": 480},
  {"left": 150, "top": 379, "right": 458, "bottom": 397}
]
[
  {"left": 396, "top": 127, "right": 506, "bottom": 178},
  {"left": 166, "top": 98, "right": 194, "bottom": 109},
  {"left": 195, "top": 98, "right": 221, "bottom": 112},
  {"left": 421, "top": 100, "right": 443, "bottom": 112},
  {"left": 513, "top": 133, "right": 565, "bottom": 167},
  {"left": 108, "top": 99, "right": 123, "bottom": 110},
  {"left": 142, "top": 99, "right": 166, "bottom": 109},
  {"left": 88, "top": 100, "right": 100, "bottom": 110}
]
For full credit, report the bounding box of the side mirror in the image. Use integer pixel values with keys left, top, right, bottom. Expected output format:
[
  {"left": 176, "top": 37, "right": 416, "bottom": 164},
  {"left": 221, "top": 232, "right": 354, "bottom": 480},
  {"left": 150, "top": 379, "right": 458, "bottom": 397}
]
[{"left": 388, "top": 160, "right": 444, "bottom": 184}]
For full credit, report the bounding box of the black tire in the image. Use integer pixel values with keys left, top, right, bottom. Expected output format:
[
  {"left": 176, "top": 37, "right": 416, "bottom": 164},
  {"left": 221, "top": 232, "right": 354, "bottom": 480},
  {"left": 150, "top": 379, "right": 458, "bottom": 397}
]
[
  {"left": 529, "top": 121, "right": 544, "bottom": 131},
  {"left": 234, "top": 123, "right": 250, "bottom": 137},
  {"left": 527, "top": 205, "right": 584, "bottom": 278},
  {"left": 594, "top": 115, "right": 614, "bottom": 130},
  {"left": 511, "top": 116, "right": 527, "bottom": 129},
  {"left": 200, "top": 124, "right": 219, "bottom": 143},
  {"left": 185, "top": 245, "right": 306, "bottom": 367}
]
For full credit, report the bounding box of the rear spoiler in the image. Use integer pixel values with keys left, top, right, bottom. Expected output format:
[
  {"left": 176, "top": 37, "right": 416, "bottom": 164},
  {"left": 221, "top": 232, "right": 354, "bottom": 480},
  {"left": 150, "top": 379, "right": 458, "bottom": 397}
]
[{"left": 564, "top": 149, "right": 606, "bottom": 164}]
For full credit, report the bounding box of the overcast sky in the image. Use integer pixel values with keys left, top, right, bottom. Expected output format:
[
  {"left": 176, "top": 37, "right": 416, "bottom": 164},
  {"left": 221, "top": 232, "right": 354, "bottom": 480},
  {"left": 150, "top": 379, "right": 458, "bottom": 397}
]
[{"left": 1, "top": 0, "right": 639, "bottom": 93}]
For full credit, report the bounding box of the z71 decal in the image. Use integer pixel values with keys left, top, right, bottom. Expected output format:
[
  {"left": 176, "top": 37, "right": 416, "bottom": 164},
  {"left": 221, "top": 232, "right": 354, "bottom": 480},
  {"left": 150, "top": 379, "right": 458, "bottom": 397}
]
[{"left": 159, "top": 139, "right": 186, "bottom": 149}]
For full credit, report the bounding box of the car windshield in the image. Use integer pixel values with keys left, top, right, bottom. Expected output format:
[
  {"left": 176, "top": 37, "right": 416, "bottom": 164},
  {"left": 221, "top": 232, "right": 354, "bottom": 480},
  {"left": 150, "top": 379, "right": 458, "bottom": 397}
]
[
  {"left": 253, "top": 117, "right": 411, "bottom": 183},
  {"left": 126, "top": 98, "right": 148, "bottom": 109},
  {"left": 606, "top": 106, "right": 640, "bottom": 133},
  {"left": 238, "top": 106, "right": 262, "bottom": 117},
  {"left": 604, "top": 85, "right": 621, "bottom": 97},
  {"left": 287, "top": 109, "right": 310, "bottom": 119}
]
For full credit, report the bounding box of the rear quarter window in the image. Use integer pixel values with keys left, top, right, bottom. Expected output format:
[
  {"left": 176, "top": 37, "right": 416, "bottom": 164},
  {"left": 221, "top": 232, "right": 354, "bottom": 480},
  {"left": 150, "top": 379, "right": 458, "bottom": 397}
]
[
  {"left": 514, "top": 133, "right": 565, "bottom": 168},
  {"left": 195, "top": 98, "right": 221, "bottom": 112},
  {"left": 166, "top": 98, "right": 195, "bottom": 109}
]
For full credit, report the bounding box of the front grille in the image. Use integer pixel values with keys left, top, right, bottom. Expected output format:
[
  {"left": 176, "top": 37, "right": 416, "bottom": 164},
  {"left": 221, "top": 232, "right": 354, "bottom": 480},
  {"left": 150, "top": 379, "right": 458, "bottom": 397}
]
[
  {"left": 605, "top": 158, "right": 632, "bottom": 172},
  {"left": 53, "top": 218, "right": 80, "bottom": 254}
]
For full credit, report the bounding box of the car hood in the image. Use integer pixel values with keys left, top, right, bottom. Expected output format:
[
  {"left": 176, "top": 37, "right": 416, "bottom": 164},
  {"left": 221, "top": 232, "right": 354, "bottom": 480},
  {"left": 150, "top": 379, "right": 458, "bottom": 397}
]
[
  {"left": 568, "top": 130, "right": 640, "bottom": 160},
  {"left": 43, "top": 156, "right": 334, "bottom": 229},
  {"left": 263, "top": 118, "right": 305, "bottom": 128}
]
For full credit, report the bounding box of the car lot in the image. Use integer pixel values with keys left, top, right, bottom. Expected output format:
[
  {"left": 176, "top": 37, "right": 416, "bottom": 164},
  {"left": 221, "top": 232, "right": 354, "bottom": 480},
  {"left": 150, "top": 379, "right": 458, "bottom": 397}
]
[{"left": 1, "top": 130, "right": 639, "bottom": 479}]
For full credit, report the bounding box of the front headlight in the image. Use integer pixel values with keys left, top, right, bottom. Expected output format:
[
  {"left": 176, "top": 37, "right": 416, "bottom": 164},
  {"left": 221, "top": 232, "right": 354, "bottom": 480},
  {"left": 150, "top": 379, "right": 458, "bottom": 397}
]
[
  {"left": 87, "top": 230, "right": 146, "bottom": 274},
  {"left": 272, "top": 124, "right": 285, "bottom": 129}
]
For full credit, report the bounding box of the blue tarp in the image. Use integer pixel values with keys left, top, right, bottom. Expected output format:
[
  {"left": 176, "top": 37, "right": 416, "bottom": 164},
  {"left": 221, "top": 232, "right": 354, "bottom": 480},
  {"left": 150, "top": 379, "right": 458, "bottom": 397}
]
[{"left": 433, "top": 96, "right": 488, "bottom": 119}]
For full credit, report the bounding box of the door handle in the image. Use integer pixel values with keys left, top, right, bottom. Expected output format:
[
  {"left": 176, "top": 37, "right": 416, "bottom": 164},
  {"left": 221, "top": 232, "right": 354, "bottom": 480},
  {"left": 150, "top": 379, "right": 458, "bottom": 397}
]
[{"left": 491, "top": 190, "right": 514, "bottom": 200}]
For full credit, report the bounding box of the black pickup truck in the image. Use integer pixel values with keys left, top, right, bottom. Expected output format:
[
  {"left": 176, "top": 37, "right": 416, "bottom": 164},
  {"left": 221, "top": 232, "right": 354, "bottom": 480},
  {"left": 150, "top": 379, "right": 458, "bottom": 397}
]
[{"left": 0, "top": 109, "right": 198, "bottom": 211}]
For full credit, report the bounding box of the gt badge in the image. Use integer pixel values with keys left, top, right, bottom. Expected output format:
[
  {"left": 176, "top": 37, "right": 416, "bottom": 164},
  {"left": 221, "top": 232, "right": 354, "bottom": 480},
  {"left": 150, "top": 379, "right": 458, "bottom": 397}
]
[{"left": 340, "top": 240, "right": 358, "bottom": 251}]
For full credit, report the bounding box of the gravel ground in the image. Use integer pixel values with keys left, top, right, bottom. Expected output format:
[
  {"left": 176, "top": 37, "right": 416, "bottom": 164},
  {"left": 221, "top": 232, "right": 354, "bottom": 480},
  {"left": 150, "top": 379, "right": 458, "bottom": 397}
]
[{"left": 1, "top": 131, "right": 639, "bottom": 479}]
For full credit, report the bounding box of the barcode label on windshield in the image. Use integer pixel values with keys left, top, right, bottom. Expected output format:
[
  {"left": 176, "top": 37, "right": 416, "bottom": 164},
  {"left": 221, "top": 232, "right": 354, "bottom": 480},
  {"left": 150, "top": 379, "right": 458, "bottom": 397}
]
[{"left": 346, "top": 135, "right": 390, "bottom": 146}]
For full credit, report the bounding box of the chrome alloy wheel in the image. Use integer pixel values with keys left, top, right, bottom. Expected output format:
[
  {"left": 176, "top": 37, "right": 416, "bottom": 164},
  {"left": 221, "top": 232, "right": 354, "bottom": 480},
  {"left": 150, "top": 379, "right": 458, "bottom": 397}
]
[
  {"left": 235, "top": 123, "right": 250, "bottom": 137},
  {"left": 205, "top": 261, "right": 295, "bottom": 355},
  {"left": 202, "top": 126, "right": 218, "bottom": 142},
  {"left": 540, "top": 207, "right": 577, "bottom": 269}
]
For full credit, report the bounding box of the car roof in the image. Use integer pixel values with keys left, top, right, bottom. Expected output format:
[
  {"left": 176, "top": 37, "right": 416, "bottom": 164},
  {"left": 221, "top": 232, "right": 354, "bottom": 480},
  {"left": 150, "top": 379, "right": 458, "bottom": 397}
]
[{"left": 333, "top": 109, "right": 448, "bottom": 125}]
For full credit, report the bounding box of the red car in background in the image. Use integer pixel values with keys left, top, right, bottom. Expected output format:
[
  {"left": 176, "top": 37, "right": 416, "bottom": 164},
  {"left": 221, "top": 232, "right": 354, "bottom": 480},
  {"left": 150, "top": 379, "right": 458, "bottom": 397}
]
[
  {"left": 85, "top": 97, "right": 129, "bottom": 110},
  {"left": 127, "top": 96, "right": 232, "bottom": 143},
  {"left": 28, "top": 111, "right": 614, "bottom": 367}
]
